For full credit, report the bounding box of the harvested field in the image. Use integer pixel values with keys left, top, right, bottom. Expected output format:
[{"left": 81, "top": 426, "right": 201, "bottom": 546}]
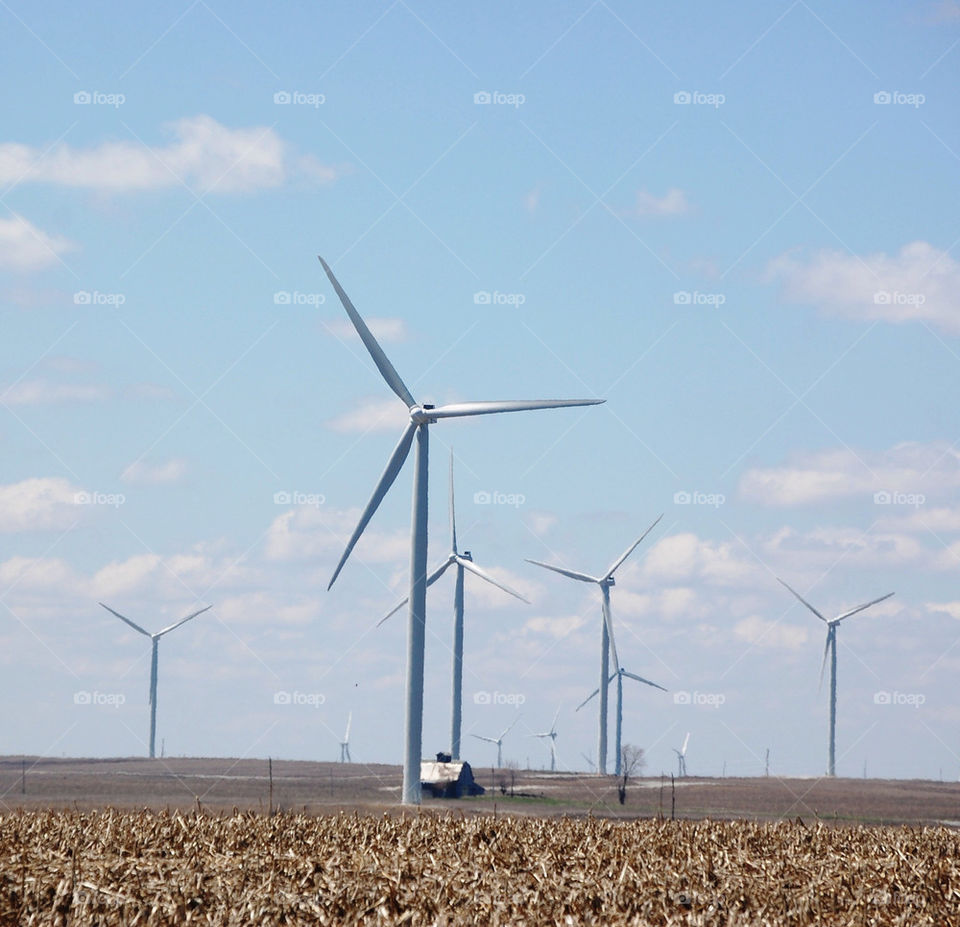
[{"left": 3, "top": 809, "right": 960, "bottom": 925}]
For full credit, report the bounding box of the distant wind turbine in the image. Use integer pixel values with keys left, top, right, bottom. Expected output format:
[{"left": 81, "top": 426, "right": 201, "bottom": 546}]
[
  {"left": 471, "top": 716, "right": 520, "bottom": 768},
  {"left": 319, "top": 256, "right": 602, "bottom": 805},
  {"left": 778, "top": 578, "right": 894, "bottom": 777},
  {"left": 527, "top": 515, "right": 662, "bottom": 774},
  {"left": 577, "top": 666, "right": 665, "bottom": 776},
  {"left": 673, "top": 732, "right": 690, "bottom": 777},
  {"left": 99, "top": 602, "right": 212, "bottom": 759},
  {"left": 531, "top": 706, "right": 561, "bottom": 771},
  {"left": 378, "top": 451, "right": 529, "bottom": 760},
  {"left": 339, "top": 712, "right": 352, "bottom": 763}
]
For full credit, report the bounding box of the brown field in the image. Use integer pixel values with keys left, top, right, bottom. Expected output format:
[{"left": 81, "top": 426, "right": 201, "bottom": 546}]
[{"left": 4, "top": 808, "right": 960, "bottom": 925}]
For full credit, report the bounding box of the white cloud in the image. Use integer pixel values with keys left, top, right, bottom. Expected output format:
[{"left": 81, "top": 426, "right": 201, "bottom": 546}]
[
  {"left": 121, "top": 459, "right": 187, "bottom": 485},
  {"left": 524, "top": 511, "right": 558, "bottom": 537},
  {"left": 522, "top": 614, "right": 585, "bottom": 637},
  {"left": 631, "top": 188, "right": 690, "bottom": 217},
  {"left": 733, "top": 615, "right": 810, "bottom": 651},
  {"left": 325, "top": 396, "right": 409, "bottom": 433},
  {"left": 0, "top": 116, "right": 338, "bottom": 194},
  {"left": 1, "top": 378, "right": 111, "bottom": 405},
  {"left": 0, "top": 215, "right": 75, "bottom": 270},
  {"left": 0, "top": 555, "right": 84, "bottom": 594},
  {"left": 523, "top": 185, "right": 541, "bottom": 214},
  {"left": 762, "top": 524, "right": 925, "bottom": 571},
  {"left": 926, "top": 601, "right": 960, "bottom": 620},
  {"left": 639, "top": 533, "right": 756, "bottom": 586},
  {"left": 0, "top": 478, "right": 85, "bottom": 532},
  {"left": 740, "top": 441, "right": 960, "bottom": 506},
  {"left": 767, "top": 241, "right": 960, "bottom": 333},
  {"left": 326, "top": 318, "right": 408, "bottom": 343}
]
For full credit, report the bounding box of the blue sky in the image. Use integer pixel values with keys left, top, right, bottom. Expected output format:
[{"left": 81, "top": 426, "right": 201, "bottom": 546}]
[{"left": 2, "top": 0, "right": 960, "bottom": 784}]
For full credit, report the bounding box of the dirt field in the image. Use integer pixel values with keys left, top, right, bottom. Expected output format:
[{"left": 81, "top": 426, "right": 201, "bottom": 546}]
[{"left": 2, "top": 755, "right": 959, "bottom": 825}]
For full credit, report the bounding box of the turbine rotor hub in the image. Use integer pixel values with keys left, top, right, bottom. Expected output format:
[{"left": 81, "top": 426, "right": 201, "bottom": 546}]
[{"left": 410, "top": 404, "right": 437, "bottom": 425}]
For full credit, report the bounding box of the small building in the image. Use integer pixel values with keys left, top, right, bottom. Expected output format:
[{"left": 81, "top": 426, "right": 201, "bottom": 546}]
[{"left": 420, "top": 756, "right": 485, "bottom": 798}]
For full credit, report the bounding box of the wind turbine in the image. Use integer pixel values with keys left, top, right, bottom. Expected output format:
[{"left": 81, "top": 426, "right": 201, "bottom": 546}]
[
  {"left": 377, "top": 451, "right": 529, "bottom": 760},
  {"left": 319, "top": 257, "right": 602, "bottom": 805},
  {"left": 99, "top": 602, "right": 212, "bottom": 759},
  {"left": 531, "top": 706, "right": 561, "bottom": 771},
  {"left": 673, "top": 732, "right": 690, "bottom": 777},
  {"left": 471, "top": 716, "right": 520, "bottom": 768},
  {"left": 577, "top": 667, "right": 665, "bottom": 776},
  {"left": 339, "top": 712, "right": 352, "bottom": 763},
  {"left": 526, "top": 515, "right": 662, "bottom": 775},
  {"left": 778, "top": 578, "right": 894, "bottom": 777}
]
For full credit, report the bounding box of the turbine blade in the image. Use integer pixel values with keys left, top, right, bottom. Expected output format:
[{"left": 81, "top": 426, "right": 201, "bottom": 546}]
[
  {"left": 550, "top": 706, "right": 561, "bottom": 733},
  {"left": 500, "top": 715, "right": 521, "bottom": 740},
  {"left": 777, "top": 578, "right": 828, "bottom": 622},
  {"left": 575, "top": 688, "right": 600, "bottom": 711},
  {"left": 318, "top": 257, "right": 416, "bottom": 408},
  {"left": 525, "top": 559, "right": 598, "bottom": 584},
  {"left": 835, "top": 592, "right": 895, "bottom": 623},
  {"left": 429, "top": 398, "right": 605, "bottom": 419},
  {"left": 156, "top": 604, "right": 212, "bottom": 637},
  {"left": 344, "top": 711, "right": 352, "bottom": 742},
  {"left": 681, "top": 732, "right": 690, "bottom": 757},
  {"left": 329, "top": 422, "right": 417, "bottom": 589},
  {"left": 449, "top": 449, "right": 457, "bottom": 554},
  {"left": 99, "top": 603, "right": 151, "bottom": 638},
  {"left": 603, "top": 514, "right": 664, "bottom": 580},
  {"left": 470, "top": 734, "right": 497, "bottom": 745},
  {"left": 622, "top": 670, "right": 667, "bottom": 692},
  {"left": 376, "top": 560, "right": 452, "bottom": 627},
  {"left": 459, "top": 558, "right": 529, "bottom": 603},
  {"left": 818, "top": 629, "right": 831, "bottom": 692},
  {"left": 602, "top": 591, "right": 620, "bottom": 673}
]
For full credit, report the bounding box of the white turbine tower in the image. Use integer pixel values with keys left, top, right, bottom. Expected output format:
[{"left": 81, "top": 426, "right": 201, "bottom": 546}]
[
  {"left": 526, "top": 515, "right": 662, "bottom": 775},
  {"left": 673, "top": 732, "right": 690, "bottom": 777},
  {"left": 378, "top": 451, "right": 529, "bottom": 760},
  {"left": 531, "top": 706, "right": 561, "bottom": 771},
  {"left": 339, "top": 712, "right": 352, "bottom": 763},
  {"left": 319, "top": 257, "right": 603, "bottom": 805},
  {"left": 99, "top": 602, "right": 212, "bottom": 759},
  {"left": 471, "top": 716, "right": 520, "bottom": 768},
  {"left": 577, "top": 666, "right": 665, "bottom": 776},
  {"left": 778, "top": 578, "right": 894, "bottom": 777}
]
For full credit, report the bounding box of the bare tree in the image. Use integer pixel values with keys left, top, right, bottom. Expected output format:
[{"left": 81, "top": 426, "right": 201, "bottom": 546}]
[{"left": 617, "top": 744, "right": 645, "bottom": 805}]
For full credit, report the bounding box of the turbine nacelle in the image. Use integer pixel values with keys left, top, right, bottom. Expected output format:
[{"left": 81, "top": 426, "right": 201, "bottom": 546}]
[{"left": 410, "top": 404, "right": 437, "bottom": 425}]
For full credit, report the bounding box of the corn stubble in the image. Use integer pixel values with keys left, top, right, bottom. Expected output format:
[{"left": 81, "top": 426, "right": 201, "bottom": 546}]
[{"left": 2, "top": 810, "right": 959, "bottom": 925}]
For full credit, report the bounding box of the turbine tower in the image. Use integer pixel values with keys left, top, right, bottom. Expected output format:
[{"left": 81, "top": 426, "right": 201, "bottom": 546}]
[
  {"left": 526, "top": 515, "right": 662, "bottom": 775},
  {"left": 577, "top": 666, "right": 665, "bottom": 776},
  {"left": 673, "top": 732, "right": 690, "bottom": 777},
  {"left": 99, "top": 602, "right": 212, "bottom": 759},
  {"left": 319, "top": 257, "right": 603, "bottom": 804},
  {"left": 471, "top": 716, "right": 520, "bottom": 768},
  {"left": 778, "top": 578, "right": 894, "bottom": 777},
  {"left": 531, "top": 706, "right": 561, "bottom": 771},
  {"left": 339, "top": 712, "right": 352, "bottom": 763},
  {"left": 378, "top": 451, "right": 529, "bottom": 760}
]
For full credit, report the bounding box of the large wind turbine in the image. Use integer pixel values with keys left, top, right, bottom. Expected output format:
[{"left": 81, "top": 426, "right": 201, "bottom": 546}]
[
  {"left": 778, "top": 579, "right": 894, "bottom": 777},
  {"left": 526, "top": 515, "right": 662, "bottom": 775},
  {"left": 339, "top": 712, "right": 352, "bottom": 763},
  {"left": 531, "top": 706, "right": 561, "bottom": 771},
  {"left": 99, "top": 602, "right": 212, "bottom": 759},
  {"left": 319, "top": 257, "right": 603, "bottom": 804},
  {"left": 378, "top": 451, "right": 529, "bottom": 760},
  {"left": 673, "top": 732, "right": 690, "bottom": 777},
  {"left": 577, "top": 666, "right": 665, "bottom": 776},
  {"left": 471, "top": 716, "right": 520, "bottom": 768}
]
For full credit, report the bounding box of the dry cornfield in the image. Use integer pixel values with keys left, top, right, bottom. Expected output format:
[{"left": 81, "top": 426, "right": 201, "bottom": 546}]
[{"left": 2, "top": 809, "right": 960, "bottom": 925}]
